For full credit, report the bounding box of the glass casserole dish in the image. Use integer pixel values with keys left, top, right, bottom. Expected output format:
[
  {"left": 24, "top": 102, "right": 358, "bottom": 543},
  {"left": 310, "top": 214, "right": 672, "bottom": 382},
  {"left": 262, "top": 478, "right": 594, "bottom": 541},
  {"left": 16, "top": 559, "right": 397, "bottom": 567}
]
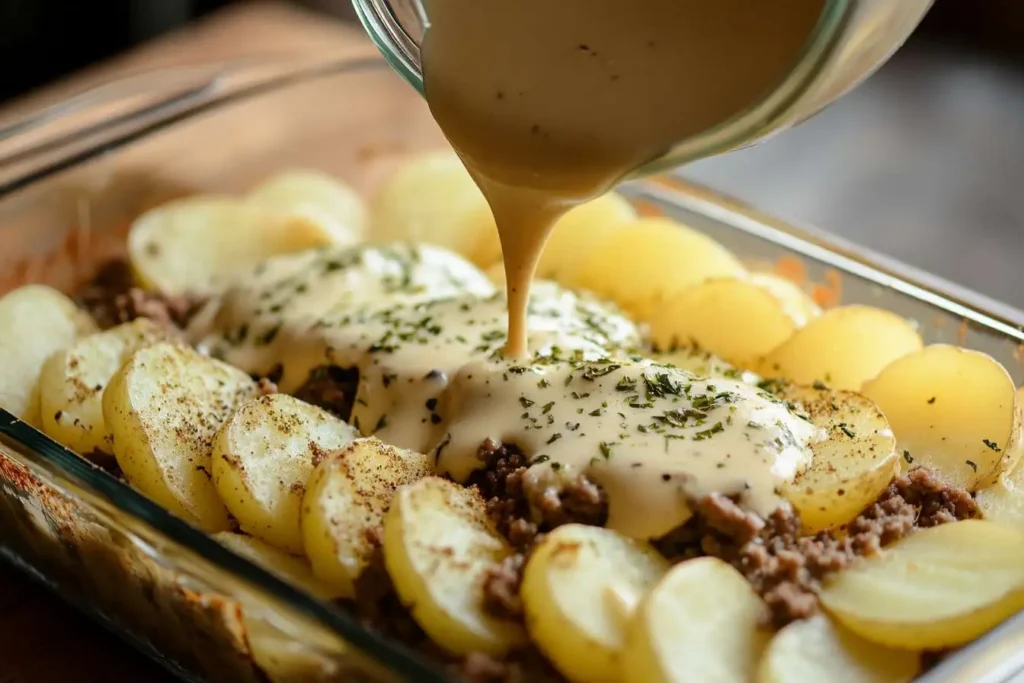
[{"left": 1, "top": 55, "right": 1023, "bottom": 683}]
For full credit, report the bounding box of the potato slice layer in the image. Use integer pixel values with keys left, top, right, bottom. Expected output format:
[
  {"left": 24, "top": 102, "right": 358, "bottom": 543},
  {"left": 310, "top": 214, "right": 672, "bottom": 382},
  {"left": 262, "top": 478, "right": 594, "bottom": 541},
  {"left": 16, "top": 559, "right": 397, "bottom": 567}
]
[
  {"left": 758, "top": 615, "right": 918, "bottom": 683},
  {"left": 622, "top": 557, "right": 770, "bottom": 683},
  {"left": 103, "top": 342, "right": 257, "bottom": 531},
  {"left": 0, "top": 285, "right": 94, "bottom": 425},
  {"left": 128, "top": 196, "right": 338, "bottom": 296},
  {"left": 573, "top": 217, "right": 746, "bottom": 323},
  {"left": 212, "top": 393, "right": 360, "bottom": 554},
  {"left": 651, "top": 278, "right": 798, "bottom": 367},
  {"left": 861, "top": 345, "right": 1021, "bottom": 490},
  {"left": 521, "top": 524, "right": 668, "bottom": 683},
  {"left": 820, "top": 520, "right": 1024, "bottom": 649},
  {"left": 40, "top": 318, "right": 176, "bottom": 457},
  {"left": 535, "top": 192, "right": 637, "bottom": 284},
  {"left": 749, "top": 272, "right": 821, "bottom": 328},
  {"left": 247, "top": 169, "right": 367, "bottom": 246},
  {"left": 383, "top": 477, "right": 526, "bottom": 656},
  {"left": 757, "top": 305, "right": 922, "bottom": 390},
  {"left": 776, "top": 384, "right": 899, "bottom": 533},
  {"left": 369, "top": 151, "right": 496, "bottom": 266},
  {"left": 302, "top": 437, "right": 431, "bottom": 597},
  {"left": 213, "top": 532, "right": 340, "bottom": 599}
]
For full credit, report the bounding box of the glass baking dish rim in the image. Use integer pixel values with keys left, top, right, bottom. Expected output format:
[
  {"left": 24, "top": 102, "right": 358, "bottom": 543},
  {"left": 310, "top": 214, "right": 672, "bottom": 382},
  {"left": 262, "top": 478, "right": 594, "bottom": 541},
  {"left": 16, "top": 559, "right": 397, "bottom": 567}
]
[{"left": 0, "top": 54, "right": 1023, "bottom": 683}]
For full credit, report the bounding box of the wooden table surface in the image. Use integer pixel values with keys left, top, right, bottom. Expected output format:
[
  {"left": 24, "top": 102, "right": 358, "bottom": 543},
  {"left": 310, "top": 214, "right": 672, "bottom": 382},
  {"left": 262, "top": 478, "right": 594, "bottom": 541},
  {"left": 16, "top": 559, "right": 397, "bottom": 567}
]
[{"left": 0, "top": 4, "right": 371, "bottom": 682}]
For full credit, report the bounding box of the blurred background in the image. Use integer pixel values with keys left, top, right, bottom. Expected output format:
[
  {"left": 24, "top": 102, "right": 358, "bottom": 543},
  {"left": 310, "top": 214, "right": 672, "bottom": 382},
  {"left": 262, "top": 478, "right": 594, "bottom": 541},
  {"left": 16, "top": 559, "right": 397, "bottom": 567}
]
[{"left": 0, "top": 0, "right": 1021, "bottom": 306}]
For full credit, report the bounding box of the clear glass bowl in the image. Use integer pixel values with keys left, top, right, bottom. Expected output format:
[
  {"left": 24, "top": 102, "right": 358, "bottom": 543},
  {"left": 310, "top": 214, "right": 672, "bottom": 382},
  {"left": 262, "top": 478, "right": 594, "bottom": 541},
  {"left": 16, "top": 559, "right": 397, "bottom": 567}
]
[
  {"left": 352, "top": 0, "right": 935, "bottom": 173},
  {"left": 0, "top": 55, "right": 1023, "bottom": 683}
]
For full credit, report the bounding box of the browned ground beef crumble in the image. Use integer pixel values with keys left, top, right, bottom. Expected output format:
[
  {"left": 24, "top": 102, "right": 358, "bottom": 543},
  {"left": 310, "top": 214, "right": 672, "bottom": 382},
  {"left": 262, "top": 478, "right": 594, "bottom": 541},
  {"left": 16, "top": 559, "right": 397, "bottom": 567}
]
[
  {"left": 293, "top": 365, "right": 360, "bottom": 422},
  {"left": 74, "top": 258, "right": 202, "bottom": 330},
  {"left": 68, "top": 266, "right": 979, "bottom": 682}
]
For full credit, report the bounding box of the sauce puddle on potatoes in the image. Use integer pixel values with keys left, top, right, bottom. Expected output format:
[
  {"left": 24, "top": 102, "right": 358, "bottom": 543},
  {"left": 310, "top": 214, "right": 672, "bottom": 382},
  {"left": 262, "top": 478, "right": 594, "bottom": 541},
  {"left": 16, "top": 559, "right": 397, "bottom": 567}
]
[{"left": 196, "top": 0, "right": 831, "bottom": 539}]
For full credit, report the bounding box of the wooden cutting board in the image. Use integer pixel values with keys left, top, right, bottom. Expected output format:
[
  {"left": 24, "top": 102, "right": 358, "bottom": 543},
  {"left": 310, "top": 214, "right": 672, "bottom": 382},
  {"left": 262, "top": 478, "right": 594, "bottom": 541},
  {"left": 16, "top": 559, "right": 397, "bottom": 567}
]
[{"left": 0, "top": 4, "right": 374, "bottom": 682}]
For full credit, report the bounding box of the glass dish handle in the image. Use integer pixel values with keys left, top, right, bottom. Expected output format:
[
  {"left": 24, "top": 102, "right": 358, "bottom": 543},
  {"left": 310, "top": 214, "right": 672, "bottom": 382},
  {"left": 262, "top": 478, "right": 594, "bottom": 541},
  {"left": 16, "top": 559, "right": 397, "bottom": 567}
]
[{"left": 0, "top": 54, "right": 376, "bottom": 193}]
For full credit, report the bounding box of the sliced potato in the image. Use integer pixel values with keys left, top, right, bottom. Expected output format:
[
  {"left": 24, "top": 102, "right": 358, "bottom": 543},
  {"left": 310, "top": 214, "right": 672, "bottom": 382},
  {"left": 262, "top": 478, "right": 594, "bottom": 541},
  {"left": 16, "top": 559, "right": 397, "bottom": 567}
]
[
  {"left": 977, "top": 441, "right": 1024, "bottom": 531},
  {"left": 213, "top": 532, "right": 341, "bottom": 599},
  {"left": 103, "top": 342, "right": 257, "bottom": 531},
  {"left": 505, "top": 192, "right": 638, "bottom": 284},
  {"left": 622, "top": 557, "right": 770, "bottom": 683},
  {"left": 650, "top": 278, "right": 798, "bottom": 368},
  {"left": 212, "top": 394, "right": 360, "bottom": 554},
  {"left": 820, "top": 520, "right": 1024, "bottom": 650},
  {"left": 485, "top": 262, "right": 506, "bottom": 286},
  {"left": 573, "top": 217, "right": 746, "bottom": 323},
  {"left": 383, "top": 476, "right": 526, "bottom": 656},
  {"left": 369, "top": 151, "right": 496, "bottom": 266},
  {"left": 521, "top": 524, "right": 668, "bottom": 683},
  {"left": 247, "top": 169, "right": 367, "bottom": 246},
  {"left": 749, "top": 272, "right": 821, "bottom": 327},
  {"left": 302, "top": 437, "right": 431, "bottom": 597},
  {"left": 0, "top": 285, "right": 94, "bottom": 425},
  {"left": 39, "top": 318, "right": 176, "bottom": 457},
  {"left": 128, "top": 195, "right": 339, "bottom": 296},
  {"left": 775, "top": 384, "right": 899, "bottom": 533},
  {"left": 758, "top": 615, "right": 919, "bottom": 683},
  {"left": 861, "top": 345, "right": 1021, "bottom": 490},
  {"left": 757, "top": 305, "right": 923, "bottom": 391}
]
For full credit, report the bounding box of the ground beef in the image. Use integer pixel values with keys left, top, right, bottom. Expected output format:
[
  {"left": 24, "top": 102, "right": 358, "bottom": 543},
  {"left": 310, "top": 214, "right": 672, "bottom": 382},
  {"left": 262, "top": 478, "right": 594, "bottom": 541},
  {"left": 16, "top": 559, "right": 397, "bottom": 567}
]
[
  {"left": 470, "top": 439, "right": 608, "bottom": 543},
  {"left": 659, "top": 468, "right": 978, "bottom": 628},
  {"left": 292, "top": 365, "right": 359, "bottom": 421},
  {"left": 482, "top": 554, "right": 526, "bottom": 620},
  {"left": 255, "top": 377, "right": 279, "bottom": 396},
  {"left": 73, "top": 258, "right": 202, "bottom": 330},
  {"left": 468, "top": 439, "right": 609, "bottom": 625},
  {"left": 454, "top": 649, "right": 563, "bottom": 683}
]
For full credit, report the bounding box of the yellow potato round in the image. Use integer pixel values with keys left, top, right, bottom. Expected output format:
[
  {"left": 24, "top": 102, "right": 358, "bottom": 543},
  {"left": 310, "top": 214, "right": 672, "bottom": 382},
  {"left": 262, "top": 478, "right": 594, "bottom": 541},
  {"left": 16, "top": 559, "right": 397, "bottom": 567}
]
[
  {"left": 622, "top": 557, "right": 770, "bottom": 683},
  {"left": 757, "top": 305, "right": 923, "bottom": 391},
  {"left": 369, "top": 151, "right": 496, "bottom": 266},
  {"left": 40, "top": 318, "right": 176, "bottom": 458},
  {"left": 128, "top": 195, "right": 338, "bottom": 296},
  {"left": 749, "top": 272, "right": 821, "bottom": 327},
  {"left": 485, "top": 262, "right": 506, "bottom": 286},
  {"left": 383, "top": 477, "right": 526, "bottom": 656},
  {"left": 861, "top": 345, "right": 1021, "bottom": 490},
  {"left": 213, "top": 532, "right": 340, "bottom": 599},
  {"left": 536, "top": 192, "right": 638, "bottom": 283},
  {"left": 521, "top": 524, "right": 668, "bottom": 683},
  {"left": 980, "top": 386, "right": 1024, "bottom": 527},
  {"left": 758, "top": 615, "right": 919, "bottom": 683},
  {"left": 247, "top": 169, "right": 367, "bottom": 246},
  {"left": 0, "top": 285, "right": 94, "bottom": 426},
  {"left": 775, "top": 384, "right": 899, "bottom": 533},
  {"left": 103, "top": 342, "right": 257, "bottom": 531},
  {"left": 212, "top": 394, "right": 360, "bottom": 554},
  {"left": 302, "top": 437, "right": 431, "bottom": 597},
  {"left": 650, "top": 278, "right": 799, "bottom": 368},
  {"left": 573, "top": 217, "right": 746, "bottom": 323},
  {"left": 820, "top": 520, "right": 1024, "bottom": 650}
]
